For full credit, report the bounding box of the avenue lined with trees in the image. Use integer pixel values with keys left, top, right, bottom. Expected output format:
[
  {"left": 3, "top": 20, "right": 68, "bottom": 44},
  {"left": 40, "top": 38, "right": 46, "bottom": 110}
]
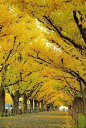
[{"left": 0, "top": 0, "right": 86, "bottom": 127}]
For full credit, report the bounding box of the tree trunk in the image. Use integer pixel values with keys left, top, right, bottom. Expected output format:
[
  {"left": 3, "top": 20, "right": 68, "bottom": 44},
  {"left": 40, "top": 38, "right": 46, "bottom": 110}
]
[
  {"left": 30, "top": 99, "right": 33, "bottom": 112},
  {"left": 23, "top": 94, "right": 27, "bottom": 113},
  {"left": 0, "top": 89, "right": 5, "bottom": 116},
  {"left": 72, "top": 97, "right": 84, "bottom": 113},
  {"left": 12, "top": 91, "right": 19, "bottom": 115},
  {"left": 0, "top": 65, "right": 6, "bottom": 116},
  {"left": 41, "top": 100, "right": 43, "bottom": 110},
  {"left": 82, "top": 87, "right": 86, "bottom": 111}
]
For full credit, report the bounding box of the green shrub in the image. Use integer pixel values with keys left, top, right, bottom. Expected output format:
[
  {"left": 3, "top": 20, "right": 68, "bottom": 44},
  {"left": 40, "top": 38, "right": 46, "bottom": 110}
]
[{"left": 78, "top": 113, "right": 85, "bottom": 128}]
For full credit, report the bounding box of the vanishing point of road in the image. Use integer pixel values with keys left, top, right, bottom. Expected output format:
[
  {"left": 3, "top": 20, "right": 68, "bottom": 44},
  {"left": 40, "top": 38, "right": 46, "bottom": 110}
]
[{"left": 0, "top": 111, "right": 75, "bottom": 128}]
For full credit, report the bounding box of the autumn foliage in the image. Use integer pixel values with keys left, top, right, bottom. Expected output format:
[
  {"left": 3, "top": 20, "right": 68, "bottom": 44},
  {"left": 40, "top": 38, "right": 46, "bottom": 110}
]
[{"left": 0, "top": 0, "right": 86, "bottom": 114}]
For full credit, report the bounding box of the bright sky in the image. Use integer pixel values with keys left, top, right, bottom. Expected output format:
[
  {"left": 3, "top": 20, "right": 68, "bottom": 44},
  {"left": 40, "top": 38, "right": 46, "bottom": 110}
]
[{"left": 59, "top": 106, "right": 68, "bottom": 110}]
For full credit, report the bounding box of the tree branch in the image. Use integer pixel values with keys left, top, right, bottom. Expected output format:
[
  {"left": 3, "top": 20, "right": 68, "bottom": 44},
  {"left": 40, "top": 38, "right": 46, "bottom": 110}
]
[
  {"left": 4, "top": 36, "right": 16, "bottom": 64},
  {"left": 5, "top": 80, "right": 20, "bottom": 87},
  {"left": 20, "top": 80, "right": 32, "bottom": 97},
  {"left": 43, "top": 15, "right": 84, "bottom": 50},
  {"left": 73, "top": 10, "right": 86, "bottom": 43},
  {"left": 64, "top": 68, "right": 86, "bottom": 86}
]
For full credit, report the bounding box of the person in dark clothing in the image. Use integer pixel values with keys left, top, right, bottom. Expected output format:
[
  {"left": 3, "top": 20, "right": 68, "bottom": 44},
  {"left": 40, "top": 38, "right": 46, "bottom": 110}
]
[{"left": 47, "top": 105, "right": 50, "bottom": 111}]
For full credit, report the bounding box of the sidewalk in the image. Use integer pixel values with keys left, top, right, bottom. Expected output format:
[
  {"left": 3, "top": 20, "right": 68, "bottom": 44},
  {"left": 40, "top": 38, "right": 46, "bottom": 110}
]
[{"left": 0, "top": 111, "right": 75, "bottom": 128}]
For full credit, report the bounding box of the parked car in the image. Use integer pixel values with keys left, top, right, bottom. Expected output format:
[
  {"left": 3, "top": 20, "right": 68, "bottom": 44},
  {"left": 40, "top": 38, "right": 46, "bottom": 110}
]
[{"left": 5, "top": 103, "right": 13, "bottom": 112}]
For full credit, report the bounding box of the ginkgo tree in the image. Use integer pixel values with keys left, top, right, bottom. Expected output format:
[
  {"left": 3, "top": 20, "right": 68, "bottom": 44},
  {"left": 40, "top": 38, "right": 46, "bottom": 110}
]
[
  {"left": 6, "top": 70, "right": 44, "bottom": 114},
  {"left": 0, "top": 1, "right": 48, "bottom": 114},
  {"left": 0, "top": 0, "right": 86, "bottom": 114},
  {"left": 40, "top": 65, "right": 85, "bottom": 110},
  {"left": 5, "top": 46, "right": 48, "bottom": 114},
  {"left": 35, "top": 80, "right": 74, "bottom": 108},
  {"left": 12, "top": 0, "right": 86, "bottom": 86},
  {"left": 11, "top": 0, "right": 86, "bottom": 110}
]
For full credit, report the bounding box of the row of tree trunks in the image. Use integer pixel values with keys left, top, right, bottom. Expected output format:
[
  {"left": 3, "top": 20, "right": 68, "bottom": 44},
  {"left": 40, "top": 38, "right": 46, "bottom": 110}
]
[
  {"left": 0, "top": 89, "right": 30, "bottom": 115},
  {"left": 0, "top": 86, "right": 86, "bottom": 115},
  {"left": 11, "top": 93, "right": 28, "bottom": 114}
]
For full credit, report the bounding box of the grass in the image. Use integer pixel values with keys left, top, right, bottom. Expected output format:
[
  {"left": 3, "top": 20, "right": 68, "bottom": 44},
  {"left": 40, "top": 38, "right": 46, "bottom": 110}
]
[{"left": 78, "top": 113, "right": 85, "bottom": 128}]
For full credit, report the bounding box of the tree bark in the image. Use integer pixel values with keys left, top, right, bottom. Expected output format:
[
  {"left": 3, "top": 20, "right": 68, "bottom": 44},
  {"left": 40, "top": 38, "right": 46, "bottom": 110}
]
[
  {"left": 0, "top": 89, "right": 5, "bottom": 116},
  {"left": 23, "top": 94, "right": 28, "bottom": 113},
  {"left": 0, "top": 65, "right": 6, "bottom": 116},
  {"left": 82, "top": 87, "right": 86, "bottom": 111},
  {"left": 72, "top": 97, "right": 84, "bottom": 113},
  {"left": 12, "top": 91, "right": 19, "bottom": 114}
]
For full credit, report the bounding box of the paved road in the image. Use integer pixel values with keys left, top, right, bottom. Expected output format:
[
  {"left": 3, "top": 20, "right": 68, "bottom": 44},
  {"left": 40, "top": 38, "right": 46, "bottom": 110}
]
[{"left": 0, "top": 111, "right": 75, "bottom": 128}]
